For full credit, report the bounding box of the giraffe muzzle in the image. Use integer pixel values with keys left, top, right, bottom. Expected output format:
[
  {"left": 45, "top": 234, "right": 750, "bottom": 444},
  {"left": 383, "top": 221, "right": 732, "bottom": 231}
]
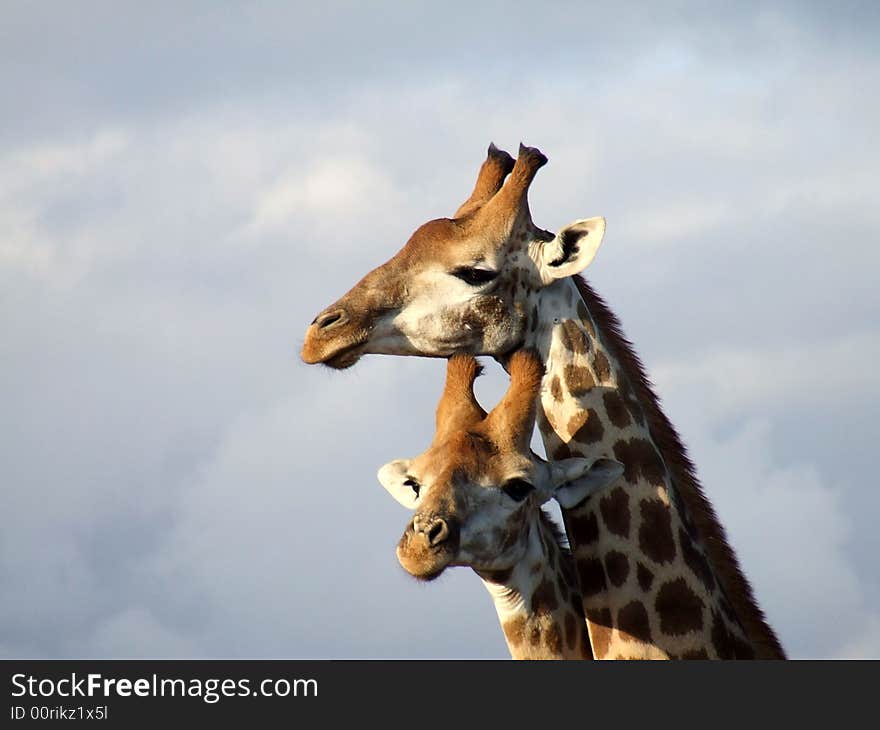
[
  {"left": 301, "top": 304, "right": 368, "bottom": 368},
  {"left": 396, "top": 515, "right": 460, "bottom": 581}
]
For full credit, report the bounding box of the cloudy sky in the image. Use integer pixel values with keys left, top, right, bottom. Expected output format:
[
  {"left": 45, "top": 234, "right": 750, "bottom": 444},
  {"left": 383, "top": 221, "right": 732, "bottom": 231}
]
[{"left": 2, "top": 1, "right": 878, "bottom": 659}]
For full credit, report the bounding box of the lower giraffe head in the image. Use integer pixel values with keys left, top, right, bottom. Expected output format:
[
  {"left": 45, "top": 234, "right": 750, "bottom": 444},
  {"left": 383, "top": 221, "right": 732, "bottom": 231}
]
[{"left": 377, "top": 351, "right": 623, "bottom": 579}]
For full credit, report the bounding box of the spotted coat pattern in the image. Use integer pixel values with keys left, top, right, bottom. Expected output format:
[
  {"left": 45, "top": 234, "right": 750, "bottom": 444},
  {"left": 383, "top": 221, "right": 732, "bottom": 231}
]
[
  {"left": 524, "top": 276, "right": 754, "bottom": 659},
  {"left": 481, "top": 515, "right": 593, "bottom": 660}
]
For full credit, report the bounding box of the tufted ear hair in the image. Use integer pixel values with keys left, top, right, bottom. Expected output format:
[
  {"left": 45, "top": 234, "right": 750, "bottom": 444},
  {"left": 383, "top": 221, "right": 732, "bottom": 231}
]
[
  {"left": 454, "top": 143, "right": 516, "bottom": 218},
  {"left": 536, "top": 217, "right": 606, "bottom": 283},
  {"left": 377, "top": 459, "right": 420, "bottom": 509}
]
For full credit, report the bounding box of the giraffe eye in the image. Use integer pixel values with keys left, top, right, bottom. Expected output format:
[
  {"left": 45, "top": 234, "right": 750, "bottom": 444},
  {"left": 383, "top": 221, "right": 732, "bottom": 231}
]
[
  {"left": 403, "top": 478, "right": 420, "bottom": 498},
  {"left": 451, "top": 267, "right": 498, "bottom": 286},
  {"left": 502, "top": 479, "right": 534, "bottom": 502}
]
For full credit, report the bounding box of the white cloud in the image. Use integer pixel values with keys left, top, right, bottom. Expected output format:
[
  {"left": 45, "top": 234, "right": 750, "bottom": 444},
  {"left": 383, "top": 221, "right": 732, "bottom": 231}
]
[
  {"left": 0, "top": 129, "right": 131, "bottom": 279},
  {"left": 615, "top": 200, "right": 731, "bottom": 247},
  {"left": 247, "top": 156, "right": 400, "bottom": 238},
  {"left": 653, "top": 333, "right": 880, "bottom": 418},
  {"left": 0, "top": 129, "right": 129, "bottom": 186}
]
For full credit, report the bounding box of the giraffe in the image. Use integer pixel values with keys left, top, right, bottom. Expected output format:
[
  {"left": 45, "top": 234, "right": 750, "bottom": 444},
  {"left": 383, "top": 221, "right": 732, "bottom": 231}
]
[
  {"left": 378, "top": 350, "right": 623, "bottom": 659},
  {"left": 301, "top": 143, "right": 785, "bottom": 659}
]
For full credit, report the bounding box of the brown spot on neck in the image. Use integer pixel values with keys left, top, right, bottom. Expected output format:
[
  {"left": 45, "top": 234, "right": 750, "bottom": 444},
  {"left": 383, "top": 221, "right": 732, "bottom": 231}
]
[
  {"left": 592, "top": 350, "right": 612, "bottom": 382},
  {"left": 602, "top": 390, "right": 632, "bottom": 429},
  {"left": 603, "top": 550, "right": 630, "bottom": 587},
  {"left": 577, "top": 557, "right": 608, "bottom": 598},
  {"left": 568, "top": 408, "right": 605, "bottom": 445},
  {"left": 545, "top": 623, "right": 563, "bottom": 655},
  {"left": 550, "top": 375, "right": 563, "bottom": 402},
  {"left": 559, "top": 319, "right": 590, "bottom": 356},
  {"left": 638, "top": 498, "right": 677, "bottom": 565},
  {"left": 565, "top": 510, "right": 599, "bottom": 545},
  {"left": 613, "top": 438, "right": 667, "bottom": 487},
  {"left": 618, "top": 601, "right": 652, "bottom": 644},
  {"left": 599, "top": 486, "right": 631, "bottom": 539},
  {"left": 655, "top": 578, "right": 704, "bottom": 635},
  {"left": 564, "top": 364, "right": 595, "bottom": 397}
]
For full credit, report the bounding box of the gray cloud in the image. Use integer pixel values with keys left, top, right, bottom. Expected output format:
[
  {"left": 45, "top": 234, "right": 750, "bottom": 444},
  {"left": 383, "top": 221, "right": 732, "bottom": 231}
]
[{"left": 1, "top": 2, "right": 878, "bottom": 658}]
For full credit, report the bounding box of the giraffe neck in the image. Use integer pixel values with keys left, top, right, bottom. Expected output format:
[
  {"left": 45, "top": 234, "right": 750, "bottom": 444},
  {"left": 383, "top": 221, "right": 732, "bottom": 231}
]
[
  {"left": 515, "top": 277, "right": 781, "bottom": 659},
  {"left": 477, "top": 514, "right": 591, "bottom": 660}
]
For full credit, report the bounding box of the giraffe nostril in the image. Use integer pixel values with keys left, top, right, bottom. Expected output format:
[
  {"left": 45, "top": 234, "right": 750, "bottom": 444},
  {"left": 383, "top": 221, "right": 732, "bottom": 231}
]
[
  {"left": 426, "top": 519, "right": 449, "bottom": 547},
  {"left": 313, "top": 309, "right": 347, "bottom": 330}
]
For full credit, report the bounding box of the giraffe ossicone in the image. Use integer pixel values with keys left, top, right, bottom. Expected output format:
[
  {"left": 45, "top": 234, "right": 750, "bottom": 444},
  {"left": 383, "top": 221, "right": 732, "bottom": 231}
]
[
  {"left": 378, "top": 350, "right": 623, "bottom": 660},
  {"left": 303, "top": 143, "right": 785, "bottom": 659}
]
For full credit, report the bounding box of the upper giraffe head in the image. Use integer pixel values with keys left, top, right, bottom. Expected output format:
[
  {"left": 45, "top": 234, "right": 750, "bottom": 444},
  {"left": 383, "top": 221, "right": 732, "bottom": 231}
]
[
  {"left": 378, "top": 350, "right": 623, "bottom": 579},
  {"left": 301, "top": 144, "right": 606, "bottom": 368}
]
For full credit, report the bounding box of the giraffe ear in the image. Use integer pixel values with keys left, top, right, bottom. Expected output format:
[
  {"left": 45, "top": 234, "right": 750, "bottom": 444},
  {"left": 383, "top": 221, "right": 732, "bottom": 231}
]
[
  {"left": 551, "top": 457, "right": 623, "bottom": 509},
  {"left": 377, "top": 459, "right": 420, "bottom": 509},
  {"left": 538, "top": 217, "right": 606, "bottom": 282}
]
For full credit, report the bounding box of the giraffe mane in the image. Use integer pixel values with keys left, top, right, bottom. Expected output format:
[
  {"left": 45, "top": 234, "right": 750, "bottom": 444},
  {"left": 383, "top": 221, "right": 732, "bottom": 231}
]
[{"left": 573, "top": 275, "right": 786, "bottom": 659}]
